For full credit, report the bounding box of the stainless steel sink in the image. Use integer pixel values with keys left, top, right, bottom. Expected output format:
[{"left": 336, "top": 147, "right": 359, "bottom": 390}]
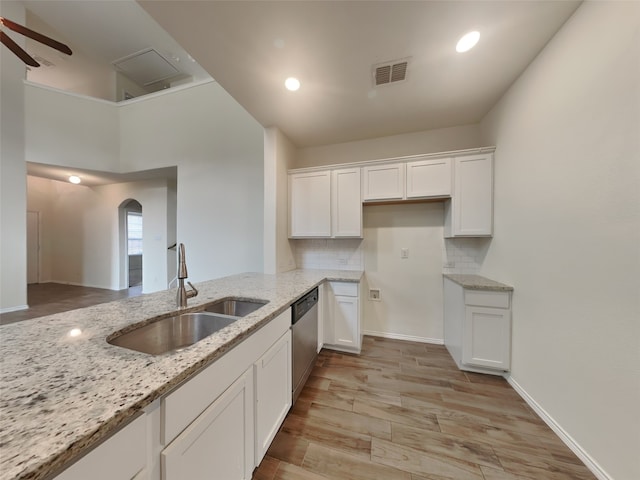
[
  {"left": 107, "top": 312, "right": 237, "bottom": 355},
  {"left": 203, "top": 298, "right": 268, "bottom": 317}
]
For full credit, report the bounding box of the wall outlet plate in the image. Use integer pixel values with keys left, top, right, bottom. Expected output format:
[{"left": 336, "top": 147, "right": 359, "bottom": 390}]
[{"left": 369, "top": 288, "right": 381, "bottom": 301}]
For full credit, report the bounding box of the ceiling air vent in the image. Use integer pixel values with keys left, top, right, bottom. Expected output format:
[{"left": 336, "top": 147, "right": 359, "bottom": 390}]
[{"left": 373, "top": 58, "right": 410, "bottom": 87}]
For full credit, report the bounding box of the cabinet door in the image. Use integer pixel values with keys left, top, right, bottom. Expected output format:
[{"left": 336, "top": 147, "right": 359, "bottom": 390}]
[
  {"left": 333, "top": 295, "right": 359, "bottom": 350},
  {"left": 462, "top": 306, "right": 511, "bottom": 370},
  {"left": 254, "top": 331, "right": 291, "bottom": 465},
  {"left": 447, "top": 154, "right": 493, "bottom": 237},
  {"left": 362, "top": 163, "right": 405, "bottom": 201},
  {"left": 54, "top": 415, "right": 147, "bottom": 480},
  {"left": 406, "top": 158, "right": 452, "bottom": 198},
  {"left": 332, "top": 168, "right": 362, "bottom": 237},
  {"left": 289, "top": 171, "right": 331, "bottom": 237},
  {"left": 162, "top": 368, "right": 254, "bottom": 480}
]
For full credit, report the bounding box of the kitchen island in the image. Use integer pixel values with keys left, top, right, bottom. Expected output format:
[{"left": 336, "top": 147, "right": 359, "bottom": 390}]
[{"left": 0, "top": 269, "right": 362, "bottom": 480}]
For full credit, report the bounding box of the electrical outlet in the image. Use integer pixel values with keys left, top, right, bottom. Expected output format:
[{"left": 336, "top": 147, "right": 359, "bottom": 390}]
[
  {"left": 401, "top": 248, "right": 409, "bottom": 259},
  {"left": 369, "top": 288, "right": 381, "bottom": 301}
]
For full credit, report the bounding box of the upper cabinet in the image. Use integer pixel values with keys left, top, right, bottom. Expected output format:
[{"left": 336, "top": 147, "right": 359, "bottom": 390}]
[
  {"left": 406, "top": 157, "right": 452, "bottom": 198},
  {"left": 332, "top": 168, "right": 362, "bottom": 237},
  {"left": 362, "top": 163, "right": 405, "bottom": 201},
  {"left": 289, "top": 171, "right": 332, "bottom": 237},
  {"left": 444, "top": 154, "right": 493, "bottom": 237},
  {"left": 289, "top": 148, "right": 494, "bottom": 239},
  {"left": 289, "top": 168, "right": 362, "bottom": 238}
]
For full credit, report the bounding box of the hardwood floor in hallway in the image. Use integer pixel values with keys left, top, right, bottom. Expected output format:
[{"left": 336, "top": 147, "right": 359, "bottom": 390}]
[
  {"left": 0, "top": 283, "right": 143, "bottom": 325},
  {"left": 253, "top": 336, "right": 596, "bottom": 480}
]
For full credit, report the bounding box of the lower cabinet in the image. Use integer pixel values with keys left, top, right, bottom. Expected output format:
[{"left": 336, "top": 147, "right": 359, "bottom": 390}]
[
  {"left": 254, "top": 330, "right": 291, "bottom": 465},
  {"left": 444, "top": 278, "right": 511, "bottom": 375},
  {"left": 162, "top": 368, "right": 254, "bottom": 480},
  {"left": 323, "top": 281, "right": 362, "bottom": 354}
]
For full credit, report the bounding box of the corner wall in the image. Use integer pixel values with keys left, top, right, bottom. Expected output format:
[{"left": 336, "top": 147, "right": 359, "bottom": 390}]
[
  {"left": 0, "top": 1, "right": 27, "bottom": 312},
  {"left": 479, "top": 3, "right": 640, "bottom": 479},
  {"left": 264, "top": 127, "right": 296, "bottom": 274}
]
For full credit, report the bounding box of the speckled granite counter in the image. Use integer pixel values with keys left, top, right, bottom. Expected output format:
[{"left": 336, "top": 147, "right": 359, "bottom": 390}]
[
  {"left": 443, "top": 274, "right": 513, "bottom": 291},
  {"left": 0, "top": 269, "right": 362, "bottom": 480}
]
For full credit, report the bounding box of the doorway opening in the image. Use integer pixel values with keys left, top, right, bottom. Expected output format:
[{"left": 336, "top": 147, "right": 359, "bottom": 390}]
[{"left": 124, "top": 200, "right": 143, "bottom": 288}]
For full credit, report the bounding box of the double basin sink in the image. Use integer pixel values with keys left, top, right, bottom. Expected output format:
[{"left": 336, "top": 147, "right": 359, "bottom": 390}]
[{"left": 107, "top": 298, "right": 268, "bottom": 355}]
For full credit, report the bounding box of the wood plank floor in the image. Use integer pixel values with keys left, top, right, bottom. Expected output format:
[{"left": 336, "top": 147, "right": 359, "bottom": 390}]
[
  {"left": 254, "top": 336, "right": 596, "bottom": 480},
  {"left": 0, "top": 283, "right": 142, "bottom": 325}
]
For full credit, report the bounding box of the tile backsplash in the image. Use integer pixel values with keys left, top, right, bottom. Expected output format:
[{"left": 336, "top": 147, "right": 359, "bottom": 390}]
[
  {"left": 442, "top": 237, "right": 491, "bottom": 274},
  {"left": 292, "top": 236, "right": 489, "bottom": 274},
  {"left": 292, "top": 238, "right": 364, "bottom": 270}
]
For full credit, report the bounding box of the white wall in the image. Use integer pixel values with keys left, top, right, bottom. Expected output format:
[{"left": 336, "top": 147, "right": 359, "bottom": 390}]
[
  {"left": 25, "top": 83, "right": 120, "bottom": 171},
  {"left": 119, "top": 82, "right": 264, "bottom": 282},
  {"left": 26, "top": 176, "right": 170, "bottom": 293},
  {"left": 363, "top": 204, "right": 445, "bottom": 343},
  {"left": 479, "top": 3, "right": 640, "bottom": 479},
  {"left": 295, "top": 124, "right": 483, "bottom": 168},
  {"left": 264, "top": 127, "right": 296, "bottom": 274},
  {"left": 0, "top": 1, "right": 28, "bottom": 312}
]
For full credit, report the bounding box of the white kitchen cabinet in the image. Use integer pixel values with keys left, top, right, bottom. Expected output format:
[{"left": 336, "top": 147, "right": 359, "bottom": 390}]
[
  {"left": 162, "top": 368, "right": 254, "bottom": 480},
  {"left": 444, "top": 154, "right": 493, "bottom": 237},
  {"left": 406, "top": 157, "right": 452, "bottom": 198},
  {"left": 362, "top": 163, "right": 405, "bottom": 201},
  {"left": 289, "top": 171, "right": 331, "bottom": 237},
  {"left": 444, "top": 278, "right": 511, "bottom": 375},
  {"left": 332, "top": 168, "right": 362, "bottom": 237},
  {"left": 54, "top": 414, "right": 147, "bottom": 480},
  {"left": 323, "top": 281, "right": 361, "bottom": 354},
  {"left": 254, "top": 330, "right": 291, "bottom": 465}
]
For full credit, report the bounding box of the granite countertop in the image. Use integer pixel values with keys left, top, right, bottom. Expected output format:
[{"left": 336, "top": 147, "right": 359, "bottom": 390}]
[
  {"left": 443, "top": 274, "right": 514, "bottom": 292},
  {"left": 0, "top": 269, "right": 362, "bottom": 480}
]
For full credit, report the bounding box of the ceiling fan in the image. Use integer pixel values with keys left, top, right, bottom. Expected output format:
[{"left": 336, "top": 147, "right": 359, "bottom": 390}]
[{"left": 0, "top": 16, "right": 72, "bottom": 67}]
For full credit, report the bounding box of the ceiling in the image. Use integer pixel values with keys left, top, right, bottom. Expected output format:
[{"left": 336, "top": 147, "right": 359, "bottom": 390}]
[
  {"left": 139, "top": 0, "right": 582, "bottom": 147},
  {"left": 14, "top": 0, "right": 582, "bottom": 156},
  {"left": 27, "top": 163, "right": 177, "bottom": 188}
]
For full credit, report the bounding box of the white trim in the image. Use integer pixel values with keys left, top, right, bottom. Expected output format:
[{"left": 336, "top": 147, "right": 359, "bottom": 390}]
[
  {"left": 289, "top": 146, "right": 496, "bottom": 174},
  {"left": 363, "top": 330, "right": 444, "bottom": 345},
  {"left": 23, "top": 79, "right": 215, "bottom": 107},
  {"left": 506, "top": 375, "right": 612, "bottom": 480},
  {"left": 0, "top": 304, "right": 29, "bottom": 314}
]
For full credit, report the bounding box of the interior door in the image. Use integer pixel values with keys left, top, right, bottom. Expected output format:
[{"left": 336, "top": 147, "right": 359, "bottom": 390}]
[{"left": 27, "top": 211, "right": 39, "bottom": 284}]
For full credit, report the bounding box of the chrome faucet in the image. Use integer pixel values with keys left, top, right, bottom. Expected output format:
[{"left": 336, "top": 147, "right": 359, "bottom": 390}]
[{"left": 177, "top": 243, "right": 198, "bottom": 308}]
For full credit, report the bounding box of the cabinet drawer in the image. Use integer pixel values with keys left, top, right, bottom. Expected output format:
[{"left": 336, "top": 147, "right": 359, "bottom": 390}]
[
  {"left": 464, "top": 290, "right": 510, "bottom": 309},
  {"left": 330, "top": 282, "right": 358, "bottom": 297}
]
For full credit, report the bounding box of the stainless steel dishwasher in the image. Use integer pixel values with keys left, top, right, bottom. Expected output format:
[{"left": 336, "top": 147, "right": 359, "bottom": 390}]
[{"left": 291, "top": 287, "right": 318, "bottom": 404}]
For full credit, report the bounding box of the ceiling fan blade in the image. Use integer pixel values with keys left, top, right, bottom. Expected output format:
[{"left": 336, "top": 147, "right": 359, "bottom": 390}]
[
  {"left": 0, "top": 17, "right": 72, "bottom": 55},
  {"left": 0, "top": 31, "right": 39, "bottom": 67}
]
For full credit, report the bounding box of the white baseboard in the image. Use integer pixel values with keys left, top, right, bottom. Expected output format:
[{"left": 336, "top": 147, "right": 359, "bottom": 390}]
[
  {"left": 0, "top": 304, "right": 28, "bottom": 314},
  {"left": 506, "top": 375, "right": 611, "bottom": 480},
  {"left": 362, "top": 329, "right": 444, "bottom": 345}
]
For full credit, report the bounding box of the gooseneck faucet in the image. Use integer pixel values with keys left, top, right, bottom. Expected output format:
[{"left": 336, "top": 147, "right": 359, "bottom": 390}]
[{"left": 177, "top": 243, "right": 198, "bottom": 308}]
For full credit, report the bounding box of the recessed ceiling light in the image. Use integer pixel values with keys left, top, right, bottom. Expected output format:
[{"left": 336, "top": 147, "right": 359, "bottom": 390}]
[
  {"left": 456, "top": 31, "right": 480, "bottom": 53},
  {"left": 68, "top": 175, "right": 81, "bottom": 184},
  {"left": 284, "top": 77, "right": 300, "bottom": 91}
]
